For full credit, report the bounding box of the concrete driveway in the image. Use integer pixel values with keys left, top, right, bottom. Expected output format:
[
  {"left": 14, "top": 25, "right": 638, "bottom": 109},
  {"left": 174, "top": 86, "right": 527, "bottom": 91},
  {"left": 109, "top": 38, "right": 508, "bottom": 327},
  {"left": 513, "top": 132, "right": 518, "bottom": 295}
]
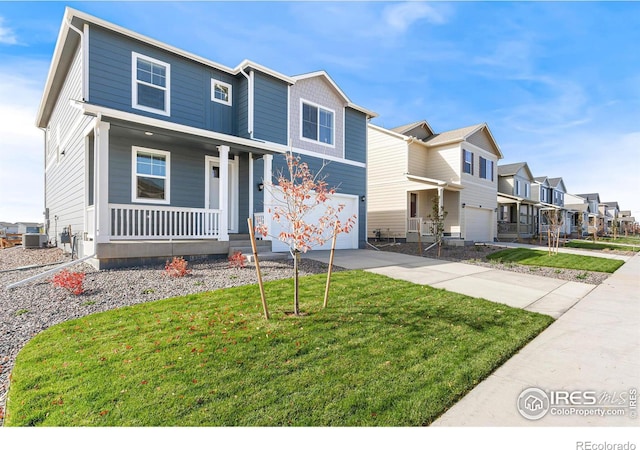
[{"left": 303, "top": 249, "right": 596, "bottom": 319}]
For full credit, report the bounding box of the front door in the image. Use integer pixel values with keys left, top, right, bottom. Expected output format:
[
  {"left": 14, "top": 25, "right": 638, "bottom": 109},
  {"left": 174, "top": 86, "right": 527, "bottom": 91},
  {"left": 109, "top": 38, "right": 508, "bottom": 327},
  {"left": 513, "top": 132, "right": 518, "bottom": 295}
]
[{"left": 206, "top": 156, "right": 238, "bottom": 233}]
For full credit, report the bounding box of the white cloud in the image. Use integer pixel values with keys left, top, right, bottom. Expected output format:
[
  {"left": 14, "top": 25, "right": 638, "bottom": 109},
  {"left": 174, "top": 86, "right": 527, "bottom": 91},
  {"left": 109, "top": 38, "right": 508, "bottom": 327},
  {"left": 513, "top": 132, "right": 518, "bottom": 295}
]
[
  {"left": 383, "top": 2, "right": 449, "bottom": 32},
  {"left": 0, "top": 62, "right": 46, "bottom": 222},
  {"left": 0, "top": 17, "right": 18, "bottom": 45}
]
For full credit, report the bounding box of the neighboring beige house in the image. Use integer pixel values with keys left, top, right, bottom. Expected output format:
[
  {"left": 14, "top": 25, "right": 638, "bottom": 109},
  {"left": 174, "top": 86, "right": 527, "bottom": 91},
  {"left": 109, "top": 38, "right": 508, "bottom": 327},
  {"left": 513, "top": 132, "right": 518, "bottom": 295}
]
[
  {"left": 497, "top": 162, "right": 539, "bottom": 240},
  {"left": 619, "top": 210, "right": 636, "bottom": 235},
  {"left": 367, "top": 120, "right": 503, "bottom": 243}
]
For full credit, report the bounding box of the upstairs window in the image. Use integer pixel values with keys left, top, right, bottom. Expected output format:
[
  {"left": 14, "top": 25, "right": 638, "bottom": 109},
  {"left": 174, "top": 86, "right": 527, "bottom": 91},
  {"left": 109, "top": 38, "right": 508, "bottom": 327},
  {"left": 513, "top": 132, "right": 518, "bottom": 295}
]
[
  {"left": 524, "top": 183, "right": 530, "bottom": 198},
  {"left": 479, "top": 157, "right": 493, "bottom": 181},
  {"left": 463, "top": 149, "right": 474, "bottom": 175},
  {"left": 132, "top": 52, "right": 170, "bottom": 116},
  {"left": 212, "top": 79, "right": 232, "bottom": 106},
  {"left": 132, "top": 147, "right": 170, "bottom": 204},
  {"left": 515, "top": 180, "right": 521, "bottom": 196},
  {"left": 302, "top": 101, "right": 334, "bottom": 146}
]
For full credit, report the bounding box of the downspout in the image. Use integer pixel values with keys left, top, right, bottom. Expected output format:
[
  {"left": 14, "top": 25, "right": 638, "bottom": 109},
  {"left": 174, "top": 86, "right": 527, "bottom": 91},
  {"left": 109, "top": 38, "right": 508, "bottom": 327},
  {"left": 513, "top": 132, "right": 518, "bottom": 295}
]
[
  {"left": 240, "top": 68, "right": 254, "bottom": 139},
  {"left": 66, "top": 19, "right": 88, "bottom": 102}
]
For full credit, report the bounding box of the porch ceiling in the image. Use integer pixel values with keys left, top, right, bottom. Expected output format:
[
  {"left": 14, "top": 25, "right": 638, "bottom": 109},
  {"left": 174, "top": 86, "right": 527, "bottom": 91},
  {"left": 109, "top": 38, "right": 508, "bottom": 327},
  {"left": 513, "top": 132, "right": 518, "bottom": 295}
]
[
  {"left": 405, "top": 174, "right": 463, "bottom": 191},
  {"left": 109, "top": 120, "right": 275, "bottom": 157},
  {"left": 497, "top": 194, "right": 540, "bottom": 206}
]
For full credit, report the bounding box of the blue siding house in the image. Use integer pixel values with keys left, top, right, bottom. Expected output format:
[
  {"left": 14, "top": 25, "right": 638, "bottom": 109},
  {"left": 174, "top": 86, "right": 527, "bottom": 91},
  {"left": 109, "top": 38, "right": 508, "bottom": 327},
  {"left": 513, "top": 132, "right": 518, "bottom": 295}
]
[{"left": 37, "top": 8, "right": 376, "bottom": 268}]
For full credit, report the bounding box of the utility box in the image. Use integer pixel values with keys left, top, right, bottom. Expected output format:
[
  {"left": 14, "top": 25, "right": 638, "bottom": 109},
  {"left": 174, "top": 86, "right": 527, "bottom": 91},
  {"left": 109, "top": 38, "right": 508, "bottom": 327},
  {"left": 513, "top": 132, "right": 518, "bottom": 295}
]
[
  {"left": 60, "top": 230, "right": 71, "bottom": 244},
  {"left": 23, "top": 233, "right": 41, "bottom": 249}
]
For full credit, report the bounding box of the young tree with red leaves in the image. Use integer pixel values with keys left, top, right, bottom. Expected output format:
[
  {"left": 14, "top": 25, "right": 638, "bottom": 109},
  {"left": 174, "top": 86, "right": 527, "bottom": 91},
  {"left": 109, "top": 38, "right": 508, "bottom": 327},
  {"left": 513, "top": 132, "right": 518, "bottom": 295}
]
[{"left": 256, "top": 151, "right": 356, "bottom": 316}]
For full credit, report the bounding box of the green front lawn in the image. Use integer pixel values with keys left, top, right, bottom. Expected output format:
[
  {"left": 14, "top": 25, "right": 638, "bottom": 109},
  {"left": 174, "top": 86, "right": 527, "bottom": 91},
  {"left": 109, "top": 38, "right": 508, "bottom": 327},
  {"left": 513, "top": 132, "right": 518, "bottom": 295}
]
[
  {"left": 487, "top": 248, "right": 624, "bottom": 273},
  {"left": 566, "top": 241, "right": 639, "bottom": 252},
  {"left": 6, "top": 271, "right": 552, "bottom": 426},
  {"left": 598, "top": 236, "right": 640, "bottom": 245}
]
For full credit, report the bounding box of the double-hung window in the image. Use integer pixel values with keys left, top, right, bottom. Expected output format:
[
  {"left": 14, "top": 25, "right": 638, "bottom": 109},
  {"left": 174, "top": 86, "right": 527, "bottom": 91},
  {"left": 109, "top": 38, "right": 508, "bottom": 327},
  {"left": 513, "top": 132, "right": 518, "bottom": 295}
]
[
  {"left": 302, "top": 101, "right": 334, "bottom": 146},
  {"left": 132, "top": 52, "right": 170, "bottom": 115},
  {"left": 132, "top": 147, "right": 170, "bottom": 204},
  {"left": 463, "top": 149, "right": 474, "bottom": 175},
  {"left": 479, "top": 157, "right": 494, "bottom": 181}
]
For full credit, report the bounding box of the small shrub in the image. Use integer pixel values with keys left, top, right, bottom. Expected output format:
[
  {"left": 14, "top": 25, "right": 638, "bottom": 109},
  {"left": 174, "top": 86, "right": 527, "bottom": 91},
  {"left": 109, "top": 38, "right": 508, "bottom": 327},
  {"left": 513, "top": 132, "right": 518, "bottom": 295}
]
[
  {"left": 228, "top": 251, "right": 247, "bottom": 269},
  {"left": 142, "top": 288, "right": 155, "bottom": 294},
  {"left": 576, "top": 272, "right": 589, "bottom": 280},
  {"left": 14, "top": 309, "right": 29, "bottom": 316},
  {"left": 51, "top": 269, "right": 85, "bottom": 295},
  {"left": 164, "top": 257, "right": 191, "bottom": 278}
]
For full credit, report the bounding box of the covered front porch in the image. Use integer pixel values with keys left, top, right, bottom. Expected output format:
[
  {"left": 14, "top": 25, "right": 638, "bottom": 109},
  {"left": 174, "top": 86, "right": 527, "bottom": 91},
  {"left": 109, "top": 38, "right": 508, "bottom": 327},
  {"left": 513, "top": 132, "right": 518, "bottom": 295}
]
[
  {"left": 497, "top": 194, "right": 539, "bottom": 241},
  {"left": 404, "top": 180, "right": 462, "bottom": 243},
  {"left": 82, "top": 119, "right": 278, "bottom": 267}
]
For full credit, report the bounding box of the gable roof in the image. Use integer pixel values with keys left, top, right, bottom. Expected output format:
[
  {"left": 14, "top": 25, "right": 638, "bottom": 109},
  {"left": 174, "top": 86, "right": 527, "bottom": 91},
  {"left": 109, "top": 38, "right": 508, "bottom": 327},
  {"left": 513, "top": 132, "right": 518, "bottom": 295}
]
[
  {"left": 391, "top": 120, "right": 436, "bottom": 138},
  {"left": 577, "top": 193, "right": 601, "bottom": 203},
  {"left": 497, "top": 162, "right": 534, "bottom": 180},
  {"left": 602, "top": 201, "right": 620, "bottom": 209},
  {"left": 425, "top": 123, "right": 504, "bottom": 158},
  {"left": 546, "top": 177, "right": 568, "bottom": 193},
  {"left": 37, "top": 7, "right": 375, "bottom": 127},
  {"left": 291, "top": 71, "right": 377, "bottom": 118}
]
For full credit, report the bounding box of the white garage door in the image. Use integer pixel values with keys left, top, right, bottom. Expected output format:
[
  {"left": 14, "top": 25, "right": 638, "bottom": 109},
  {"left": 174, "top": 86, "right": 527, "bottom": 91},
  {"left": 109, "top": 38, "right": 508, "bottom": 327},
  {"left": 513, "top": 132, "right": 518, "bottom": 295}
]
[
  {"left": 270, "top": 192, "right": 359, "bottom": 253},
  {"left": 464, "top": 207, "right": 493, "bottom": 242}
]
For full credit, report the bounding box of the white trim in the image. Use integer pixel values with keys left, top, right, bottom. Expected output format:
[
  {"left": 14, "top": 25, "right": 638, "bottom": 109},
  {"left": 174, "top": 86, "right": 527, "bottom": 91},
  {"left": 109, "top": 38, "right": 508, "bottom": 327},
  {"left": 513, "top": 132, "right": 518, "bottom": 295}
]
[
  {"left": 95, "top": 120, "right": 110, "bottom": 243},
  {"left": 204, "top": 153, "right": 239, "bottom": 234},
  {"left": 249, "top": 152, "right": 254, "bottom": 219},
  {"left": 211, "top": 78, "right": 232, "bottom": 106},
  {"left": 290, "top": 146, "right": 366, "bottom": 168},
  {"left": 77, "top": 102, "right": 290, "bottom": 154},
  {"left": 82, "top": 23, "right": 89, "bottom": 101},
  {"left": 300, "top": 98, "right": 336, "bottom": 148},
  {"left": 249, "top": 70, "right": 254, "bottom": 136},
  {"left": 131, "top": 51, "right": 171, "bottom": 116},
  {"left": 131, "top": 146, "right": 171, "bottom": 205}
]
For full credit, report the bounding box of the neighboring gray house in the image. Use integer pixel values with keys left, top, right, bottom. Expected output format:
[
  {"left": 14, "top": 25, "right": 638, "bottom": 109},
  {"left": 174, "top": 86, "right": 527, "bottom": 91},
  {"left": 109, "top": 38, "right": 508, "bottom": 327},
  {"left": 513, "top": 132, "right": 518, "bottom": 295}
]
[
  {"left": 576, "top": 193, "right": 605, "bottom": 235},
  {"left": 496, "top": 162, "right": 539, "bottom": 240},
  {"left": 37, "top": 8, "right": 375, "bottom": 268},
  {"left": 602, "top": 201, "right": 621, "bottom": 234}
]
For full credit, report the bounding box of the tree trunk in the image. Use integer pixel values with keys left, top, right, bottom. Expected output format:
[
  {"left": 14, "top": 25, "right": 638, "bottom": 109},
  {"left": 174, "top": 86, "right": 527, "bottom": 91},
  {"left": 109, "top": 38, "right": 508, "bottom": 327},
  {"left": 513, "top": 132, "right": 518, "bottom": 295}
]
[{"left": 293, "top": 250, "right": 300, "bottom": 316}]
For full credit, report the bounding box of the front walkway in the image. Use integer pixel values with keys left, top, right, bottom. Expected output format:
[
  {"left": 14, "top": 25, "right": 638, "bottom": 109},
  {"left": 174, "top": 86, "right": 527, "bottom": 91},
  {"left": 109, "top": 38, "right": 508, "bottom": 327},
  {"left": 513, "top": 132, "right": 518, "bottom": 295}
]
[{"left": 303, "top": 249, "right": 596, "bottom": 319}]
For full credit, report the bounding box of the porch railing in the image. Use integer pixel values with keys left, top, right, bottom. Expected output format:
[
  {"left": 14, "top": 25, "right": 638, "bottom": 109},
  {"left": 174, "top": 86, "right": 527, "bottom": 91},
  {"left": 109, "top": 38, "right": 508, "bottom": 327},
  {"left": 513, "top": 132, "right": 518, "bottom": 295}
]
[
  {"left": 109, "top": 203, "right": 221, "bottom": 240},
  {"left": 498, "top": 222, "right": 534, "bottom": 235},
  {"left": 408, "top": 218, "right": 435, "bottom": 236}
]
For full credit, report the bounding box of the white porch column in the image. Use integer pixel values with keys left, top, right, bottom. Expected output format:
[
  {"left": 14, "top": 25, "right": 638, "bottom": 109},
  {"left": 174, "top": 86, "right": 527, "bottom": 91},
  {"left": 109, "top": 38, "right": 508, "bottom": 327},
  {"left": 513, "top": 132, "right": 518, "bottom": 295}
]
[
  {"left": 263, "top": 154, "right": 273, "bottom": 241},
  {"left": 95, "top": 120, "right": 110, "bottom": 244},
  {"left": 516, "top": 201, "right": 522, "bottom": 239},
  {"left": 248, "top": 152, "right": 254, "bottom": 222},
  {"left": 218, "top": 145, "right": 230, "bottom": 241},
  {"left": 437, "top": 187, "right": 444, "bottom": 212}
]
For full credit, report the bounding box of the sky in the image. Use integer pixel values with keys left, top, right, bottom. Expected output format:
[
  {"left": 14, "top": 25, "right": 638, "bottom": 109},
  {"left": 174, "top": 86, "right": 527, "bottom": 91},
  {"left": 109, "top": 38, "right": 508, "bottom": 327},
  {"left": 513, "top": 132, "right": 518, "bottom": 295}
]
[{"left": 0, "top": 1, "right": 639, "bottom": 223}]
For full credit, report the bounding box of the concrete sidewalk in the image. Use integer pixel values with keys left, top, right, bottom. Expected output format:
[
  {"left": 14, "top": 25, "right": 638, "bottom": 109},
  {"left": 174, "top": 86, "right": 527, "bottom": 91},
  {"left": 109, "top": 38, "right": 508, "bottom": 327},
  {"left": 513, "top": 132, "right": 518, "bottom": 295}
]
[
  {"left": 303, "top": 249, "right": 596, "bottom": 319},
  {"left": 491, "top": 241, "right": 631, "bottom": 261},
  {"left": 304, "top": 248, "right": 639, "bottom": 426},
  {"left": 432, "top": 251, "right": 640, "bottom": 426}
]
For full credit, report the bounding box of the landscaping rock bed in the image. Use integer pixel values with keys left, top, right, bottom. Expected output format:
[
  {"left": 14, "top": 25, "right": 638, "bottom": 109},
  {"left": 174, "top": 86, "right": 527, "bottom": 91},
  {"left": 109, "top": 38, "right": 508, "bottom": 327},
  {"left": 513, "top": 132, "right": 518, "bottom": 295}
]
[
  {"left": 374, "top": 242, "right": 611, "bottom": 286},
  {"left": 0, "top": 249, "right": 333, "bottom": 425}
]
